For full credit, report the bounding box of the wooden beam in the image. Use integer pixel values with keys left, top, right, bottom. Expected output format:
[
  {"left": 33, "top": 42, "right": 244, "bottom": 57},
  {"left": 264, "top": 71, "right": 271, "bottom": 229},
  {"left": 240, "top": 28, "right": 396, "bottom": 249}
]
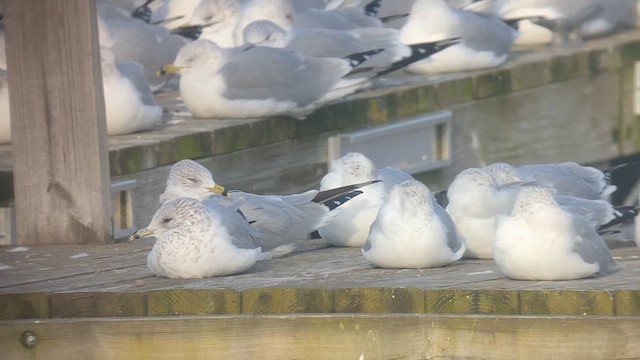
[
  {"left": 4, "top": 0, "right": 112, "bottom": 244},
  {"left": 1, "top": 314, "right": 639, "bottom": 359}
]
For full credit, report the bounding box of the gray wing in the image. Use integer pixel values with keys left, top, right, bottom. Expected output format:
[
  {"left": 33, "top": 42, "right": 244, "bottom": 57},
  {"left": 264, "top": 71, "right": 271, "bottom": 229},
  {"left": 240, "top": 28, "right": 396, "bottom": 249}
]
[
  {"left": 203, "top": 199, "right": 261, "bottom": 250},
  {"left": 571, "top": 215, "right": 612, "bottom": 273},
  {"left": 286, "top": 28, "right": 366, "bottom": 58},
  {"left": 294, "top": 8, "right": 359, "bottom": 30},
  {"left": 227, "top": 192, "right": 324, "bottom": 250},
  {"left": 517, "top": 163, "right": 604, "bottom": 199},
  {"left": 556, "top": 195, "right": 614, "bottom": 228},
  {"left": 116, "top": 61, "right": 157, "bottom": 106},
  {"left": 273, "top": 189, "right": 320, "bottom": 205},
  {"left": 456, "top": 9, "right": 516, "bottom": 54},
  {"left": 220, "top": 46, "right": 348, "bottom": 106}
]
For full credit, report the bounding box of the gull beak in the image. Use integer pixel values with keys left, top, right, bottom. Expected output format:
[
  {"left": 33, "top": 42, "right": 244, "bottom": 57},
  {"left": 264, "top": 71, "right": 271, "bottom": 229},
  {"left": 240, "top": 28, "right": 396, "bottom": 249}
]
[
  {"left": 207, "top": 184, "right": 229, "bottom": 197},
  {"left": 157, "top": 64, "right": 182, "bottom": 76},
  {"left": 130, "top": 228, "right": 155, "bottom": 241}
]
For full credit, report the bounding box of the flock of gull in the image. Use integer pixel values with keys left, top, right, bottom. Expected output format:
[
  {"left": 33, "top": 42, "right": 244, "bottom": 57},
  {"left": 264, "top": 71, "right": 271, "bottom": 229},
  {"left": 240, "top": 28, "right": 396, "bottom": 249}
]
[
  {"left": 0, "top": 0, "right": 639, "bottom": 142},
  {"left": 132, "top": 153, "right": 638, "bottom": 281}
]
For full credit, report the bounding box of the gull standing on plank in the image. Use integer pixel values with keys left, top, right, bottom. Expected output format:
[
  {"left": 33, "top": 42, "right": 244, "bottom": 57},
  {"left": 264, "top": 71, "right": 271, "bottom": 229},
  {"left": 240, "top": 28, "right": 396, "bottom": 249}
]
[
  {"left": 494, "top": 185, "right": 613, "bottom": 280},
  {"left": 399, "top": 0, "right": 517, "bottom": 74},
  {"left": 362, "top": 180, "right": 466, "bottom": 268},
  {"left": 131, "top": 197, "right": 262, "bottom": 279},
  {"left": 100, "top": 47, "right": 164, "bottom": 135},
  {"left": 317, "top": 152, "right": 414, "bottom": 247},
  {"left": 159, "top": 159, "right": 376, "bottom": 257}
]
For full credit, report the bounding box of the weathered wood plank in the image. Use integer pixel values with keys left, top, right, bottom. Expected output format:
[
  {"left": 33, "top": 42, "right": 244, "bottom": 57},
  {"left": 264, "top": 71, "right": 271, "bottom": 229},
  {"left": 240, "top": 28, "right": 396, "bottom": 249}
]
[
  {"left": 242, "top": 288, "right": 335, "bottom": 314},
  {"left": 334, "top": 288, "right": 425, "bottom": 313},
  {"left": 148, "top": 289, "right": 242, "bottom": 316},
  {"left": 616, "top": 290, "right": 640, "bottom": 315},
  {"left": 0, "top": 292, "right": 49, "bottom": 320},
  {"left": 519, "top": 290, "right": 615, "bottom": 316},
  {"left": 5, "top": 0, "right": 111, "bottom": 245},
  {"left": 49, "top": 292, "right": 145, "bottom": 318},
  {"left": 1, "top": 314, "right": 639, "bottom": 359},
  {"left": 426, "top": 289, "right": 520, "bottom": 314}
]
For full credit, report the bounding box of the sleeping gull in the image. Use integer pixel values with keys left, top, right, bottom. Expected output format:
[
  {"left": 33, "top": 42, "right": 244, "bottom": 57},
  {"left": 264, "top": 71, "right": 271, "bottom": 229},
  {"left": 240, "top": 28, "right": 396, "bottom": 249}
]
[
  {"left": 494, "top": 185, "right": 613, "bottom": 280},
  {"left": 159, "top": 159, "right": 376, "bottom": 257},
  {"left": 362, "top": 180, "right": 466, "bottom": 268},
  {"left": 100, "top": 48, "right": 164, "bottom": 135},
  {"left": 445, "top": 167, "right": 524, "bottom": 259},
  {"left": 131, "top": 197, "right": 262, "bottom": 279},
  {"left": 317, "top": 152, "right": 414, "bottom": 247},
  {"left": 399, "top": 0, "right": 516, "bottom": 73},
  {"left": 183, "top": 0, "right": 245, "bottom": 47}
]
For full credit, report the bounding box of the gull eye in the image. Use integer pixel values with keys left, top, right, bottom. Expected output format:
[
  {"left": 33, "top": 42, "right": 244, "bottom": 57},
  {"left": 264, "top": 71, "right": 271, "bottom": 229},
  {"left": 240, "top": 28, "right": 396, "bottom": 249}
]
[
  {"left": 187, "top": 177, "right": 197, "bottom": 183},
  {"left": 163, "top": 217, "right": 173, "bottom": 224}
]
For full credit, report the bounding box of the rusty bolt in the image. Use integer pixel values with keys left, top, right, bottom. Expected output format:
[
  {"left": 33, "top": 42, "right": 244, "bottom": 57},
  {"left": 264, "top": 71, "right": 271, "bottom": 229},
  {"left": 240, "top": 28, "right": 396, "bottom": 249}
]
[{"left": 20, "top": 331, "right": 37, "bottom": 349}]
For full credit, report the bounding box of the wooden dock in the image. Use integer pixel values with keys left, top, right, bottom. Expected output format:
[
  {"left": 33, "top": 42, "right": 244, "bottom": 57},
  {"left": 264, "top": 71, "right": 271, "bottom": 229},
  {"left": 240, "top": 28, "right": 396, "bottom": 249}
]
[{"left": 1, "top": 240, "right": 639, "bottom": 359}]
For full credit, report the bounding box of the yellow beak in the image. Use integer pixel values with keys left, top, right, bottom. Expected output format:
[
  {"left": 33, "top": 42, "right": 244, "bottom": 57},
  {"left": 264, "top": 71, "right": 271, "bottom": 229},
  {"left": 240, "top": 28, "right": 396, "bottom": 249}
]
[
  {"left": 207, "top": 184, "right": 229, "bottom": 197},
  {"left": 130, "top": 228, "right": 155, "bottom": 241},
  {"left": 157, "top": 64, "right": 182, "bottom": 76}
]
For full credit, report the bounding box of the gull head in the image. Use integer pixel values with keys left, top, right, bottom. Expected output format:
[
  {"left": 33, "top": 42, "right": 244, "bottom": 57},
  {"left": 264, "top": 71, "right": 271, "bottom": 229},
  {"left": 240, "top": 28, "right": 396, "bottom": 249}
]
[
  {"left": 329, "top": 152, "right": 378, "bottom": 183},
  {"left": 160, "top": 159, "right": 221, "bottom": 202},
  {"left": 190, "top": 0, "right": 241, "bottom": 26},
  {"left": 388, "top": 180, "right": 434, "bottom": 213},
  {"left": 132, "top": 198, "right": 212, "bottom": 241},
  {"left": 242, "top": 20, "right": 288, "bottom": 48},
  {"left": 511, "top": 185, "right": 558, "bottom": 216},
  {"left": 485, "top": 163, "right": 522, "bottom": 185},
  {"left": 169, "top": 39, "right": 226, "bottom": 74}
]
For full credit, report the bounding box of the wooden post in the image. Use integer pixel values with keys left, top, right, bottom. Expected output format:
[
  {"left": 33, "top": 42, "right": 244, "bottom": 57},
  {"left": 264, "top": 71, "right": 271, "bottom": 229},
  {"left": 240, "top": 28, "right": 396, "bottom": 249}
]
[{"left": 4, "top": 0, "right": 112, "bottom": 244}]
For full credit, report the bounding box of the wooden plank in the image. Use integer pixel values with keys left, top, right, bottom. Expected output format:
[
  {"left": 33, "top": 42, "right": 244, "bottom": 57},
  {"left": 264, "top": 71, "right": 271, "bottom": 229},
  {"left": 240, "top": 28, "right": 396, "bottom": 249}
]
[
  {"left": 520, "top": 290, "right": 615, "bottom": 316},
  {"left": 0, "top": 293, "right": 49, "bottom": 320},
  {"left": 334, "top": 288, "right": 425, "bottom": 313},
  {"left": 4, "top": 0, "right": 111, "bottom": 244},
  {"left": 426, "top": 289, "right": 520, "bottom": 315},
  {"left": 1, "top": 314, "right": 639, "bottom": 359},
  {"left": 242, "top": 288, "right": 334, "bottom": 314},
  {"left": 49, "top": 292, "right": 145, "bottom": 318},
  {"left": 148, "top": 289, "right": 242, "bottom": 316},
  {"left": 615, "top": 290, "right": 640, "bottom": 315}
]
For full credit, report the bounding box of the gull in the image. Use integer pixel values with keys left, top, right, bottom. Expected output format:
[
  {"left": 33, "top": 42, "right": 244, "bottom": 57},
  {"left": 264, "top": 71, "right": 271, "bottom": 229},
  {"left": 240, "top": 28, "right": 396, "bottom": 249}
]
[
  {"left": 445, "top": 167, "right": 524, "bottom": 259},
  {"left": 131, "top": 197, "right": 262, "bottom": 278},
  {"left": 492, "top": 0, "right": 635, "bottom": 44},
  {"left": 159, "top": 159, "right": 375, "bottom": 257},
  {"left": 97, "top": 3, "right": 187, "bottom": 90},
  {"left": 494, "top": 185, "right": 613, "bottom": 280},
  {"left": 232, "top": 0, "right": 296, "bottom": 46},
  {"left": 362, "top": 180, "right": 466, "bottom": 268},
  {"left": 317, "top": 152, "right": 414, "bottom": 247},
  {"left": 399, "top": 0, "right": 517, "bottom": 74},
  {"left": 158, "top": 39, "right": 373, "bottom": 119},
  {"left": 183, "top": 0, "right": 245, "bottom": 47},
  {"left": 100, "top": 47, "right": 164, "bottom": 135}
]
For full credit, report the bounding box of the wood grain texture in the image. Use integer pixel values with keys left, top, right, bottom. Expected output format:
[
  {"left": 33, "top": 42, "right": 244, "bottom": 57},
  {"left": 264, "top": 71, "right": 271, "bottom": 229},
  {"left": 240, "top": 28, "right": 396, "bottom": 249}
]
[
  {"left": 426, "top": 289, "right": 520, "bottom": 315},
  {"left": 519, "top": 290, "right": 615, "bottom": 316},
  {"left": 335, "top": 288, "right": 425, "bottom": 313},
  {"left": 50, "top": 292, "right": 145, "bottom": 318},
  {"left": 1, "top": 314, "right": 640, "bottom": 359},
  {"left": 4, "top": 0, "right": 111, "bottom": 244},
  {"left": 0, "top": 292, "right": 49, "bottom": 320},
  {"left": 242, "top": 288, "right": 334, "bottom": 314},
  {"left": 148, "top": 289, "right": 241, "bottom": 316}
]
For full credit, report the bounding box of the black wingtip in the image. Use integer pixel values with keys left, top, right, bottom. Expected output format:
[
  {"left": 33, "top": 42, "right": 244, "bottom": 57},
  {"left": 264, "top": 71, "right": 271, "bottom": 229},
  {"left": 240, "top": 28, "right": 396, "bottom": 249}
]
[
  {"left": 170, "top": 25, "right": 204, "bottom": 40},
  {"left": 307, "top": 230, "right": 322, "bottom": 240},
  {"left": 598, "top": 206, "right": 639, "bottom": 231},
  {"left": 343, "top": 48, "right": 385, "bottom": 69},
  {"left": 364, "top": 0, "right": 382, "bottom": 17},
  {"left": 131, "top": 0, "right": 155, "bottom": 23},
  {"left": 371, "top": 37, "right": 461, "bottom": 79},
  {"left": 312, "top": 180, "right": 381, "bottom": 209}
]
